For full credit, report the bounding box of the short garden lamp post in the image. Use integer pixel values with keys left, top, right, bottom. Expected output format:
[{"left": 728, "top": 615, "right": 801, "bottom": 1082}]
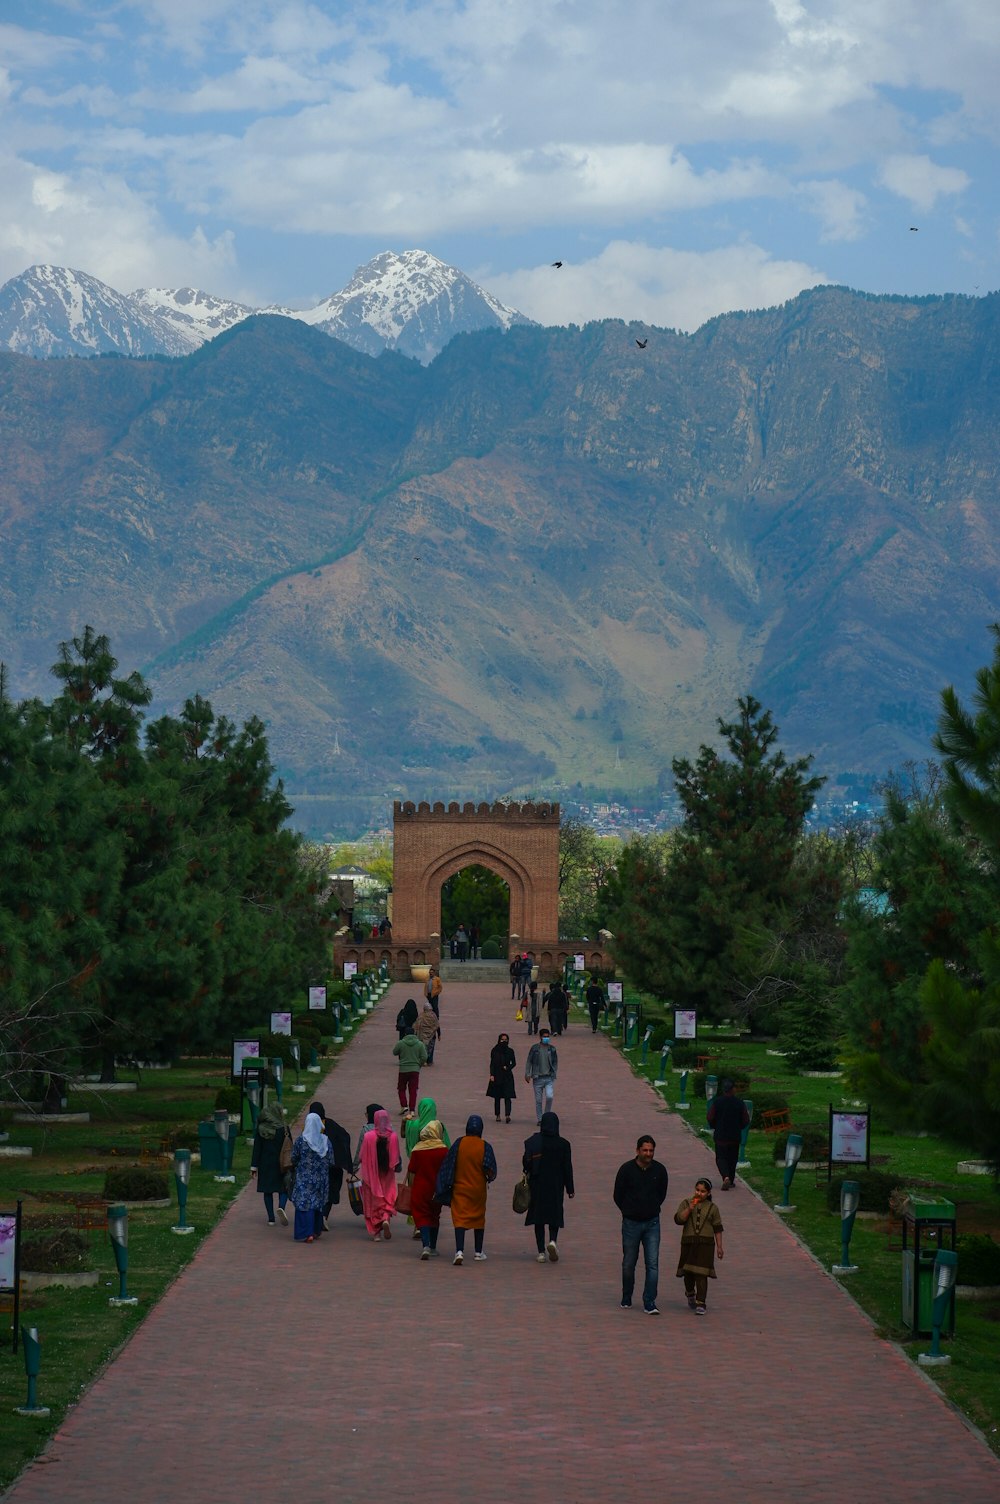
[
  {"left": 832, "top": 1179, "right": 860, "bottom": 1273},
  {"left": 774, "top": 1133, "right": 803, "bottom": 1213},
  {"left": 918, "top": 1250, "right": 958, "bottom": 1367},
  {"left": 213, "top": 1109, "right": 235, "bottom": 1184},
  {"left": 107, "top": 1204, "right": 138, "bottom": 1306},
  {"left": 677, "top": 1069, "right": 690, "bottom": 1111},
  {"left": 270, "top": 1057, "right": 284, "bottom": 1105},
  {"left": 703, "top": 1075, "right": 718, "bottom": 1134},
  {"left": 289, "top": 1037, "right": 305, "bottom": 1090},
  {"left": 654, "top": 1041, "right": 672, "bottom": 1086},
  {"left": 737, "top": 1098, "right": 753, "bottom": 1169},
  {"left": 171, "top": 1149, "right": 194, "bottom": 1236},
  {"left": 640, "top": 1026, "right": 652, "bottom": 1064},
  {"left": 245, "top": 1076, "right": 261, "bottom": 1135},
  {"left": 14, "top": 1327, "right": 50, "bottom": 1417},
  {"left": 332, "top": 1004, "right": 344, "bottom": 1045}
]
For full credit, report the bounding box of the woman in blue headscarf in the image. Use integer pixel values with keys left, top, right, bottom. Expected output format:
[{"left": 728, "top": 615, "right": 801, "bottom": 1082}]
[
  {"left": 437, "top": 1114, "right": 497, "bottom": 1265},
  {"left": 290, "top": 1111, "right": 331, "bottom": 1243}
]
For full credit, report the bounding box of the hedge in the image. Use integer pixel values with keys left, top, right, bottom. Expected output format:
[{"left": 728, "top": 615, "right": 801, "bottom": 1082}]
[
  {"left": 825, "top": 1170, "right": 905, "bottom": 1215},
  {"left": 22, "top": 1229, "right": 90, "bottom": 1273},
  {"left": 103, "top": 1166, "right": 170, "bottom": 1201}
]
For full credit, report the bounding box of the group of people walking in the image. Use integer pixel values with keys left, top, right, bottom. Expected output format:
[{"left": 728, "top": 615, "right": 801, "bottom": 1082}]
[{"left": 249, "top": 975, "right": 732, "bottom": 1314}]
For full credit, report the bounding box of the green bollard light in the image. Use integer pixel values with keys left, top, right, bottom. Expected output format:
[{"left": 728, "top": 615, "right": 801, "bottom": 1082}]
[
  {"left": 737, "top": 1098, "right": 753, "bottom": 1169},
  {"left": 833, "top": 1179, "right": 860, "bottom": 1273},
  {"left": 918, "top": 1250, "right": 958, "bottom": 1366},
  {"left": 107, "top": 1204, "right": 138, "bottom": 1306},
  {"left": 213, "top": 1109, "right": 235, "bottom": 1183},
  {"left": 654, "top": 1042, "right": 672, "bottom": 1087},
  {"left": 677, "top": 1069, "right": 690, "bottom": 1111},
  {"left": 14, "top": 1327, "right": 50, "bottom": 1417},
  {"left": 171, "top": 1149, "right": 194, "bottom": 1236},
  {"left": 774, "top": 1133, "right": 803, "bottom": 1213},
  {"left": 702, "top": 1074, "right": 718, "bottom": 1135}
]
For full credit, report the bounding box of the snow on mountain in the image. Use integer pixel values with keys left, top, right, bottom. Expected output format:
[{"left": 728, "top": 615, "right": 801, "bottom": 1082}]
[
  {"left": 130, "top": 286, "right": 263, "bottom": 351},
  {"left": 0, "top": 251, "right": 535, "bottom": 364},
  {"left": 299, "top": 249, "right": 534, "bottom": 363},
  {"left": 0, "top": 265, "right": 192, "bottom": 358}
]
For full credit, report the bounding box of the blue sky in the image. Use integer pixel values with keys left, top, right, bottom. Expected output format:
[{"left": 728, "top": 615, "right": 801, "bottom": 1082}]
[{"left": 1, "top": 0, "right": 997, "bottom": 330}]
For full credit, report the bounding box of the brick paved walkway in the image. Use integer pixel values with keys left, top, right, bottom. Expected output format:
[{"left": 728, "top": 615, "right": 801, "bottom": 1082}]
[{"left": 6, "top": 984, "right": 999, "bottom": 1503}]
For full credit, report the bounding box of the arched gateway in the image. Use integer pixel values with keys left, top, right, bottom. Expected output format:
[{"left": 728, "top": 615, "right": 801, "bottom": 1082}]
[{"left": 333, "top": 800, "right": 609, "bottom": 982}]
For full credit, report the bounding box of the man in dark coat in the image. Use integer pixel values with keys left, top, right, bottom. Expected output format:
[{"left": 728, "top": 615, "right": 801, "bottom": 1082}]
[
  {"left": 585, "top": 976, "right": 605, "bottom": 1033},
  {"left": 543, "top": 979, "right": 569, "bottom": 1035},
  {"left": 522, "top": 1111, "right": 574, "bottom": 1262},
  {"left": 706, "top": 1079, "right": 750, "bottom": 1190}
]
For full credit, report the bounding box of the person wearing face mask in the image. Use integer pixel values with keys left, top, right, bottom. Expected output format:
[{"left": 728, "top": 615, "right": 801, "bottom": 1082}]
[
  {"left": 524, "top": 1028, "right": 558, "bottom": 1124},
  {"left": 486, "top": 1032, "right": 517, "bottom": 1124}
]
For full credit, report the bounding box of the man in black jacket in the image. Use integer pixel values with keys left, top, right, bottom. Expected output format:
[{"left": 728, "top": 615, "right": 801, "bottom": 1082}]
[
  {"left": 706, "top": 1079, "right": 750, "bottom": 1190},
  {"left": 613, "top": 1135, "right": 669, "bottom": 1313}
]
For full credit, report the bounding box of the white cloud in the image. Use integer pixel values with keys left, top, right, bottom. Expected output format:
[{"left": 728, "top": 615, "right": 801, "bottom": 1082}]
[
  {"left": 798, "top": 179, "right": 867, "bottom": 241},
  {"left": 0, "top": 151, "right": 236, "bottom": 292},
  {"left": 877, "top": 153, "right": 970, "bottom": 212},
  {"left": 481, "top": 239, "right": 828, "bottom": 334}
]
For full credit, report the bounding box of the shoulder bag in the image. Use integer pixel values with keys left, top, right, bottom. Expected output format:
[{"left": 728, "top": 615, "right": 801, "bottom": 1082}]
[{"left": 512, "top": 1172, "right": 531, "bottom": 1214}]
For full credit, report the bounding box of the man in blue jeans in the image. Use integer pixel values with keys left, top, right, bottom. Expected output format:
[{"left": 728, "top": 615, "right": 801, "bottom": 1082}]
[{"left": 613, "top": 1134, "right": 670, "bottom": 1313}]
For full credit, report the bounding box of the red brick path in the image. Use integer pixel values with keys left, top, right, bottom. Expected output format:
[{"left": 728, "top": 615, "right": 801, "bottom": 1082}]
[{"left": 6, "top": 984, "right": 999, "bottom": 1503}]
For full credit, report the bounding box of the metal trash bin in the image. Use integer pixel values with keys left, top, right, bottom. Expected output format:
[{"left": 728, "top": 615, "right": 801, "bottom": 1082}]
[{"left": 901, "top": 1195, "right": 956, "bottom": 1336}]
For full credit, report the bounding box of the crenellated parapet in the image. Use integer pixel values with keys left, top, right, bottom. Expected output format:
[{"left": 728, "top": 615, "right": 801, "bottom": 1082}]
[{"left": 394, "top": 800, "right": 560, "bottom": 822}]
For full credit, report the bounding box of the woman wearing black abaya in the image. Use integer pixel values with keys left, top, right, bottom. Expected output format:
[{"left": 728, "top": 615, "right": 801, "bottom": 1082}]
[
  {"left": 522, "top": 1111, "right": 574, "bottom": 1263},
  {"left": 486, "top": 1033, "right": 517, "bottom": 1124}
]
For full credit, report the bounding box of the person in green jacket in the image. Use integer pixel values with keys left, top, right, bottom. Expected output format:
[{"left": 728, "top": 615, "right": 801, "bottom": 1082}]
[{"left": 393, "top": 1028, "right": 428, "bottom": 1116}]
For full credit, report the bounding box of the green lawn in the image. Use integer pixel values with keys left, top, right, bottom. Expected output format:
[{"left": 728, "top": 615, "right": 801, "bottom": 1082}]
[{"left": 594, "top": 992, "right": 1000, "bottom": 1456}]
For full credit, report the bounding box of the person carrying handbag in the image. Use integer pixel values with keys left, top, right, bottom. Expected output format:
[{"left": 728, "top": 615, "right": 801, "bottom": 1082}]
[{"left": 250, "top": 1102, "right": 292, "bottom": 1226}]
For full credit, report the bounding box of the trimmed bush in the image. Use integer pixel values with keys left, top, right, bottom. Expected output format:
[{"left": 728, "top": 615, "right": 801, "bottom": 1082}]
[
  {"left": 956, "top": 1233, "right": 1000, "bottom": 1286},
  {"left": 291, "top": 1016, "right": 322, "bottom": 1045},
  {"left": 825, "top": 1170, "right": 904, "bottom": 1215},
  {"left": 215, "top": 1085, "right": 241, "bottom": 1114},
  {"left": 703, "top": 1058, "right": 752, "bottom": 1094},
  {"left": 161, "top": 1124, "right": 199, "bottom": 1153},
  {"left": 22, "top": 1229, "right": 90, "bottom": 1273},
  {"left": 668, "top": 1041, "right": 699, "bottom": 1068},
  {"left": 103, "top": 1166, "right": 169, "bottom": 1201},
  {"left": 481, "top": 940, "right": 503, "bottom": 960},
  {"left": 773, "top": 1124, "right": 828, "bottom": 1160},
  {"left": 326, "top": 980, "right": 352, "bottom": 1004},
  {"left": 257, "top": 1032, "right": 295, "bottom": 1069}
]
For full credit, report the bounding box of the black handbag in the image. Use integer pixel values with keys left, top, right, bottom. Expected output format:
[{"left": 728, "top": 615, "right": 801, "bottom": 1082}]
[
  {"left": 347, "top": 1179, "right": 364, "bottom": 1216},
  {"left": 512, "top": 1173, "right": 531, "bottom": 1214}
]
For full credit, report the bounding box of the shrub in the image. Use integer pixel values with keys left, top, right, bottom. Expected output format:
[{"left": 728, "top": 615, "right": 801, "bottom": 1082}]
[
  {"left": 257, "top": 1032, "right": 295, "bottom": 1069},
  {"left": 668, "top": 1041, "right": 699, "bottom": 1068},
  {"left": 22, "top": 1229, "right": 90, "bottom": 1273},
  {"left": 956, "top": 1233, "right": 1000, "bottom": 1286},
  {"left": 215, "top": 1086, "right": 241, "bottom": 1114},
  {"left": 773, "top": 1125, "right": 828, "bottom": 1160},
  {"left": 704, "top": 1059, "right": 752, "bottom": 1094},
  {"left": 825, "top": 1170, "right": 904, "bottom": 1215},
  {"left": 326, "top": 980, "right": 352, "bottom": 1004},
  {"left": 749, "top": 1092, "right": 791, "bottom": 1127},
  {"left": 291, "top": 1016, "right": 322, "bottom": 1045},
  {"left": 481, "top": 940, "right": 502, "bottom": 960},
  {"left": 161, "top": 1124, "right": 199, "bottom": 1153},
  {"left": 103, "top": 1166, "right": 169, "bottom": 1201}
]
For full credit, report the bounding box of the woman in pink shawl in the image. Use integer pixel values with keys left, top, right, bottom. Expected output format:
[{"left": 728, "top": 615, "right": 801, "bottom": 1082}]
[{"left": 359, "top": 1108, "right": 401, "bottom": 1241}]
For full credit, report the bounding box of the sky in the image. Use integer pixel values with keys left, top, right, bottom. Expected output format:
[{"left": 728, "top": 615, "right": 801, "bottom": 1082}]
[{"left": 1, "top": 0, "right": 998, "bottom": 332}]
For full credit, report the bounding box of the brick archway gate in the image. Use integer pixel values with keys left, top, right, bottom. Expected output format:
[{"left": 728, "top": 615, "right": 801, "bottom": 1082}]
[{"left": 390, "top": 800, "right": 560, "bottom": 978}]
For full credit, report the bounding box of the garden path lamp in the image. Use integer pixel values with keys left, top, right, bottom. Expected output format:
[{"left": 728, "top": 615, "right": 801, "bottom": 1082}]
[
  {"left": 171, "top": 1149, "right": 194, "bottom": 1236},
  {"left": 677, "top": 1070, "right": 690, "bottom": 1110},
  {"left": 289, "top": 1037, "right": 305, "bottom": 1091},
  {"left": 774, "top": 1133, "right": 803, "bottom": 1213},
  {"left": 918, "top": 1250, "right": 958, "bottom": 1367},
  {"left": 14, "top": 1327, "right": 50, "bottom": 1417},
  {"left": 833, "top": 1179, "right": 860, "bottom": 1273},
  {"left": 738, "top": 1099, "right": 753, "bottom": 1168},
  {"left": 270, "top": 1057, "right": 284, "bottom": 1106},
  {"left": 213, "top": 1109, "right": 235, "bottom": 1184},
  {"left": 333, "top": 1004, "right": 344, "bottom": 1044},
  {"left": 654, "top": 1041, "right": 672, "bottom": 1087},
  {"left": 640, "top": 1026, "right": 652, "bottom": 1064},
  {"left": 107, "top": 1204, "right": 138, "bottom": 1306},
  {"left": 245, "top": 1076, "right": 261, "bottom": 1135},
  {"left": 703, "top": 1075, "right": 719, "bottom": 1135}
]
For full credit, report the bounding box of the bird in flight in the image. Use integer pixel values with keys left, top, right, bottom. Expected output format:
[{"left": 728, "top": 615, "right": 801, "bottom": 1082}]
[
  {"left": 635, "top": 338, "right": 648, "bottom": 348},
  {"left": 551, "top": 261, "right": 563, "bottom": 268},
  {"left": 909, "top": 226, "right": 919, "bottom": 232}
]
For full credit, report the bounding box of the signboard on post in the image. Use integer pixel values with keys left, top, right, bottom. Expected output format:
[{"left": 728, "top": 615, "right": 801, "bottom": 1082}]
[
  {"left": 674, "top": 1009, "right": 697, "bottom": 1040},
  {"left": 232, "top": 1038, "right": 260, "bottom": 1082},
  {"left": 0, "top": 1204, "right": 22, "bottom": 1352},
  {"left": 343, "top": 961, "right": 358, "bottom": 980},
  {"left": 308, "top": 986, "right": 328, "bottom": 1011},
  {"left": 270, "top": 1011, "right": 292, "bottom": 1036},
  {"left": 828, "top": 1106, "right": 871, "bottom": 1175},
  {"left": 607, "top": 982, "right": 623, "bottom": 1004},
  {"left": 573, "top": 954, "right": 586, "bottom": 972}
]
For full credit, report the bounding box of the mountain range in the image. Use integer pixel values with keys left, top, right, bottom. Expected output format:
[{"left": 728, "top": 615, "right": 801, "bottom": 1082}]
[
  {"left": 0, "top": 250, "right": 532, "bottom": 364},
  {"left": 1, "top": 276, "right": 998, "bottom": 837}
]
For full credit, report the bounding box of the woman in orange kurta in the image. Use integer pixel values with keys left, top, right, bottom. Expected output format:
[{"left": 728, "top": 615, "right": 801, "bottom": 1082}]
[{"left": 439, "top": 1115, "right": 497, "bottom": 1264}]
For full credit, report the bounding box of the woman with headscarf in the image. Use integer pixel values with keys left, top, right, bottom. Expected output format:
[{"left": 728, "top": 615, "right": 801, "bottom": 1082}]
[
  {"left": 406, "top": 1119, "right": 450, "bottom": 1259},
  {"left": 359, "top": 1107, "right": 401, "bottom": 1241},
  {"left": 522, "top": 1110, "right": 575, "bottom": 1262},
  {"left": 395, "top": 996, "right": 419, "bottom": 1039},
  {"left": 437, "top": 1114, "right": 497, "bottom": 1264},
  {"left": 353, "top": 1102, "right": 383, "bottom": 1172},
  {"left": 250, "top": 1101, "right": 292, "bottom": 1226},
  {"left": 674, "top": 1176, "right": 724, "bottom": 1314},
  {"left": 290, "top": 1111, "right": 331, "bottom": 1243},
  {"left": 308, "top": 1100, "right": 354, "bottom": 1229},
  {"left": 404, "top": 1097, "right": 451, "bottom": 1158},
  {"left": 486, "top": 1033, "right": 517, "bottom": 1124}
]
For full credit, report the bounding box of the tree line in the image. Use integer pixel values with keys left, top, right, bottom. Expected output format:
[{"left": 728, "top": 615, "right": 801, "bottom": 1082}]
[
  {"left": 1, "top": 628, "right": 335, "bottom": 1095},
  {"left": 591, "top": 633, "right": 1000, "bottom": 1167}
]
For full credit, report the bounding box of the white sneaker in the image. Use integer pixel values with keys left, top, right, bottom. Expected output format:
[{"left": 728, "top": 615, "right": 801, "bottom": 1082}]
[
  {"left": 474, "top": 1251, "right": 487, "bottom": 1261},
  {"left": 547, "top": 1241, "right": 559, "bottom": 1262},
  {"left": 536, "top": 1251, "right": 547, "bottom": 1262},
  {"left": 420, "top": 1248, "right": 430, "bottom": 1260},
  {"left": 277, "top": 1207, "right": 288, "bottom": 1226},
  {"left": 453, "top": 1251, "right": 463, "bottom": 1264}
]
